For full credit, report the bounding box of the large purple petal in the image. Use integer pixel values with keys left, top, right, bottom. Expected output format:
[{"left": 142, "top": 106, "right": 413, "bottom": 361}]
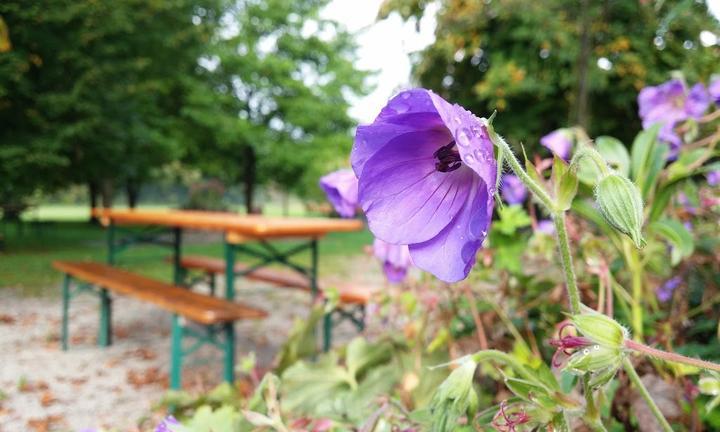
[
  {"left": 352, "top": 89, "right": 446, "bottom": 177},
  {"left": 359, "top": 129, "right": 473, "bottom": 244},
  {"left": 638, "top": 79, "right": 686, "bottom": 125},
  {"left": 540, "top": 129, "right": 573, "bottom": 161},
  {"left": 408, "top": 178, "right": 492, "bottom": 282},
  {"left": 426, "top": 92, "right": 497, "bottom": 193}
]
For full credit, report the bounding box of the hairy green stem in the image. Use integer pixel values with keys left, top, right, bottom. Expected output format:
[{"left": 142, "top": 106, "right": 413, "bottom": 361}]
[
  {"left": 625, "top": 340, "right": 720, "bottom": 372},
  {"left": 471, "top": 350, "right": 539, "bottom": 384},
  {"left": 488, "top": 126, "right": 556, "bottom": 211},
  {"left": 488, "top": 126, "right": 601, "bottom": 425},
  {"left": 623, "top": 358, "right": 673, "bottom": 432},
  {"left": 553, "top": 213, "right": 582, "bottom": 314}
]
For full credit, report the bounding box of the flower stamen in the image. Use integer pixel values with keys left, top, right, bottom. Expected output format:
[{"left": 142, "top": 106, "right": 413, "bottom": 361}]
[
  {"left": 492, "top": 401, "right": 530, "bottom": 432},
  {"left": 433, "top": 141, "right": 462, "bottom": 172}
]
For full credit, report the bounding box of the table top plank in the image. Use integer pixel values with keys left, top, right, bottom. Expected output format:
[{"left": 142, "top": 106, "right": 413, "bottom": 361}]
[{"left": 91, "top": 208, "right": 364, "bottom": 238}]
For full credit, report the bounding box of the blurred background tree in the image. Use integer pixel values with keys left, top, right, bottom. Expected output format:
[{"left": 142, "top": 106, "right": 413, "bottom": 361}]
[
  {"left": 0, "top": 0, "right": 365, "bottom": 219},
  {"left": 180, "top": 0, "right": 366, "bottom": 213},
  {"left": 379, "top": 0, "right": 720, "bottom": 148}
]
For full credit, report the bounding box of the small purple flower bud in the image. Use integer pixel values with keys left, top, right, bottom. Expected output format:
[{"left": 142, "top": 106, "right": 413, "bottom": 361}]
[
  {"left": 500, "top": 174, "right": 528, "bottom": 205},
  {"left": 536, "top": 219, "right": 555, "bottom": 235},
  {"left": 710, "top": 78, "right": 720, "bottom": 106},
  {"left": 656, "top": 276, "right": 682, "bottom": 303},
  {"left": 708, "top": 170, "right": 720, "bottom": 186},
  {"left": 372, "top": 238, "right": 413, "bottom": 283},
  {"left": 319, "top": 168, "right": 359, "bottom": 218},
  {"left": 540, "top": 129, "right": 573, "bottom": 161},
  {"left": 155, "top": 416, "right": 180, "bottom": 432}
]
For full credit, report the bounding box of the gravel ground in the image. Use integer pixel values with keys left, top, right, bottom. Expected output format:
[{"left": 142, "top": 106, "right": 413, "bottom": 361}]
[{"left": 0, "top": 262, "right": 381, "bottom": 432}]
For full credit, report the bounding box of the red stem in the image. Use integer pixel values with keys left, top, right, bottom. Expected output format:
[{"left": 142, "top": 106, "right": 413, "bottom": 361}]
[{"left": 624, "top": 340, "right": 720, "bottom": 372}]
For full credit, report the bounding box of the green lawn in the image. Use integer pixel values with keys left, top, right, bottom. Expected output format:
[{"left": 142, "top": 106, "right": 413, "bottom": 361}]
[{"left": 1, "top": 210, "right": 372, "bottom": 296}]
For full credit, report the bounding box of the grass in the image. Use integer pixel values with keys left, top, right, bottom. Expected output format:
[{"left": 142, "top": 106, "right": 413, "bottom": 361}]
[{"left": 1, "top": 205, "right": 372, "bottom": 297}]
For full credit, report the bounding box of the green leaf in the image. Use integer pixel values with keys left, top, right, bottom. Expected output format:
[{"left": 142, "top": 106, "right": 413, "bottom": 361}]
[
  {"left": 596, "top": 136, "right": 630, "bottom": 176},
  {"left": 552, "top": 156, "right": 578, "bottom": 211},
  {"left": 629, "top": 125, "right": 668, "bottom": 199},
  {"left": 494, "top": 205, "right": 532, "bottom": 235},
  {"left": 649, "top": 219, "right": 694, "bottom": 265}
]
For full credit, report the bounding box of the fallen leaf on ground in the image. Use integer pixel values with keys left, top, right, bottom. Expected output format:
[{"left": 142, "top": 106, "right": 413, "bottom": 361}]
[
  {"left": 27, "top": 415, "right": 64, "bottom": 432},
  {"left": 127, "top": 367, "right": 167, "bottom": 388},
  {"left": 632, "top": 374, "right": 682, "bottom": 432},
  {"left": 0, "top": 314, "right": 16, "bottom": 324},
  {"left": 40, "top": 391, "right": 56, "bottom": 407}
]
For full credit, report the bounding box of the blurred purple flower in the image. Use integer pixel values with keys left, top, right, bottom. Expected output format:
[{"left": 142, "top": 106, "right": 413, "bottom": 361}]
[
  {"left": 708, "top": 170, "right": 720, "bottom": 186},
  {"left": 638, "top": 79, "right": 710, "bottom": 158},
  {"left": 501, "top": 174, "right": 527, "bottom": 205},
  {"left": 319, "top": 168, "right": 359, "bottom": 218},
  {"left": 540, "top": 129, "right": 573, "bottom": 161},
  {"left": 656, "top": 276, "right": 682, "bottom": 303},
  {"left": 683, "top": 221, "right": 693, "bottom": 232},
  {"left": 677, "top": 192, "right": 697, "bottom": 215},
  {"left": 372, "top": 238, "right": 413, "bottom": 283},
  {"left": 155, "top": 416, "right": 179, "bottom": 432},
  {"left": 710, "top": 78, "right": 720, "bottom": 105},
  {"left": 352, "top": 88, "right": 497, "bottom": 282},
  {"left": 536, "top": 219, "right": 555, "bottom": 235}
]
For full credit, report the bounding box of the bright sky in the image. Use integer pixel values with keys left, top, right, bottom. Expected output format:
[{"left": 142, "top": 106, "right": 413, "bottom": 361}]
[
  {"left": 323, "top": 0, "right": 720, "bottom": 124},
  {"left": 322, "top": 0, "right": 437, "bottom": 123}
]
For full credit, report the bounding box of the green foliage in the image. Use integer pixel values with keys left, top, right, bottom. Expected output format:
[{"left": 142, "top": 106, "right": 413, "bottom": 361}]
[{"left": 381, "top": 0, "right": 719, "bottom": 146}]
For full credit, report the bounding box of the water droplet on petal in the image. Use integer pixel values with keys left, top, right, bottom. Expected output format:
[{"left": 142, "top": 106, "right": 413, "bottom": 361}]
[
  {"left": 583, "top": 348, "right": 590, "bottom": 355},
  {"left": 453, "top": 116, "right": 462, "bottom": 124},
  {"left": 401, "top": 92, "right": 411, "bottom": 99},
  {"left": 394, "top": 103, "right": 409, "bottom": 114},
  {"left": 456, "top": 127, "right": 472, "bottom": 148},
  {"left": 593, "top": 345, "right": 600, "bottom": 351},
  {"left": 464, "top": 153, "right": 475, "bottom": 165}
]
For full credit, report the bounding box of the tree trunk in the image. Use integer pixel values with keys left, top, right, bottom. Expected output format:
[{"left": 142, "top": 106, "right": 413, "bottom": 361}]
[
  {"left": 243, "top": 146, "right": 257, "bottom": 214},
  {"left": 572, "top": 0, "right": 592, "bottom": 129},
  {"left": 100, "top": 179, "right": 114, "bottom": 209},
  {"left": 126, "top": 180, "right": 139, "bottom": 209},
  {"left": 88, "top": 181, "right": 99, "bottom": 224}
]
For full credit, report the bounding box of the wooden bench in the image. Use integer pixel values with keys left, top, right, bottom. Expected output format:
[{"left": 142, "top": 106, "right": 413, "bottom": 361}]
[
  {"left": 52, "top": 261, "right": 267, "bottom": 389},
  {"left": 177, "top": 255, "right": 373, "bottom": 349}
]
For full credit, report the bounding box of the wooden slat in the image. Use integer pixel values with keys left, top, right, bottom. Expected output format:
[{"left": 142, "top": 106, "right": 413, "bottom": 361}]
[
  {"left": 52, "top": 261, "right": 267, "bottom": 324},
  {"left": 91, "top": 208, "right": 364, "bottom": 239},
  {"left": 179, "top": 255, "right": 373, "bottom": 305}
]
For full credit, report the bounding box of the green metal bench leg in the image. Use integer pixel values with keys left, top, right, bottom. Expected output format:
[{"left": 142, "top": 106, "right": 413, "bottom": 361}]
[
  {"left": 223, "top": 322, "right": 235, "bottom": 384},
  {"left": 208, "top": 272, "right": 216, "bottom": 296},
  {"left": 323, "top": 312, "right": 333, "bottom": 352},
  {"left": 98, "top": 288, "right": 112, "bottom": 347},
  {"left": 170, "top": 314, "right": 183, "bottom": 390},
  {"left": 61, "top": 274, "right": 71, "bottom": 351}
]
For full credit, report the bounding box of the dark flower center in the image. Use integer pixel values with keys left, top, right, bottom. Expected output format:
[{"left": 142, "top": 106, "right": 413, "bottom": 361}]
[{"left": 433, "top": 141, "right": 462, "bottom": 173}]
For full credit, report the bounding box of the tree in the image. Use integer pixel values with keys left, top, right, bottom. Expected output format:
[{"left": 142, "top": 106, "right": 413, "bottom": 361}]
[
  {"left": 380, "top": 0, "right": 720, "bottom": 147},
  {"left": 181, "top": 0, "right": 367, "bottom": 213},
  {"left": 0, "top": 0, "right": 221, "bottom": 218}
]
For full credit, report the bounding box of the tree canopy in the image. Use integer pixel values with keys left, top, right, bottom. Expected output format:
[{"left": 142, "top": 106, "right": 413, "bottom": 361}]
[
  {"left": 380, "top": 0, "right": 720, "bottom": 147},
  {"left": 0, "top": 0, "right": 366, "bottom": 217}
]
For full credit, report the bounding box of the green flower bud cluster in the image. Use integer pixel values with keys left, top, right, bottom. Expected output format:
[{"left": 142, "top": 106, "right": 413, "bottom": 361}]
[{"left": 565, "top": 308, "right": 629, "bottom": 387}]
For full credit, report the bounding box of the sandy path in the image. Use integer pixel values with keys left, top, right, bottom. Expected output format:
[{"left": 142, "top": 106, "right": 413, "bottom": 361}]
[{"left": 0, "top": 261, "right": 381, "bottom": 432}]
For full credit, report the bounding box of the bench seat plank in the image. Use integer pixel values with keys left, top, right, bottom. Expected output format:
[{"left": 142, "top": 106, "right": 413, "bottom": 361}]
[
  {"left": 52, "top": 261, "right": 267, "bottom": 325},
  {"left": 179, "top": 255, "right": 373, "bottom": 305}
]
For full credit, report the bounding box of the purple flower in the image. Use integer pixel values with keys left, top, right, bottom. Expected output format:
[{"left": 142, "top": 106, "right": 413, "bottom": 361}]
[
  {"left": 656, "top": 276, "right": 682, "bottom": 303},
  {"left": 540, "top": 129, "right": 573, "bottom": 161},
  {"left": 501, "top": 174, "right": 527, "bottom": 205},
  {"left": 352, "top": 88, "right": 497, "bottom": 282},
  {"left": 710, "top": 78, "right": 720, "bottom": 105},
  {"left": 708, "top": 170, "right": 720, "bottom": 186},
  {"left": 677, "top": 192, "right": 697, "bottom": 215},
  {"left": 536, "top": 219, "right": 555, "bottom": 235},
  {"left": 319, "top": 168, "right": 359, "bottom": 218},
  {"left": 638, "top": 79, "right": 710, "bottom": 158},
  {"left": 155, "top": 416, "right": 180, "bottom": 432},
  {"left": 373, "top": 238, "right": 413, "bottom": 283}
]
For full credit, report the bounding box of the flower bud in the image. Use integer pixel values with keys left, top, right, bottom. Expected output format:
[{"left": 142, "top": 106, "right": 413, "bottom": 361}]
[
  {"left": 430, "top": 357, "right": 479, "bottom": 431},
  {"left": 565, "top": 344, "right": 622, "bottom": 375},
  {"left": 594, "top": 173, "right": 645, "bottom": 248},
  {"left": 571, "top": 307, "right": 628, "bottom": 349}
]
